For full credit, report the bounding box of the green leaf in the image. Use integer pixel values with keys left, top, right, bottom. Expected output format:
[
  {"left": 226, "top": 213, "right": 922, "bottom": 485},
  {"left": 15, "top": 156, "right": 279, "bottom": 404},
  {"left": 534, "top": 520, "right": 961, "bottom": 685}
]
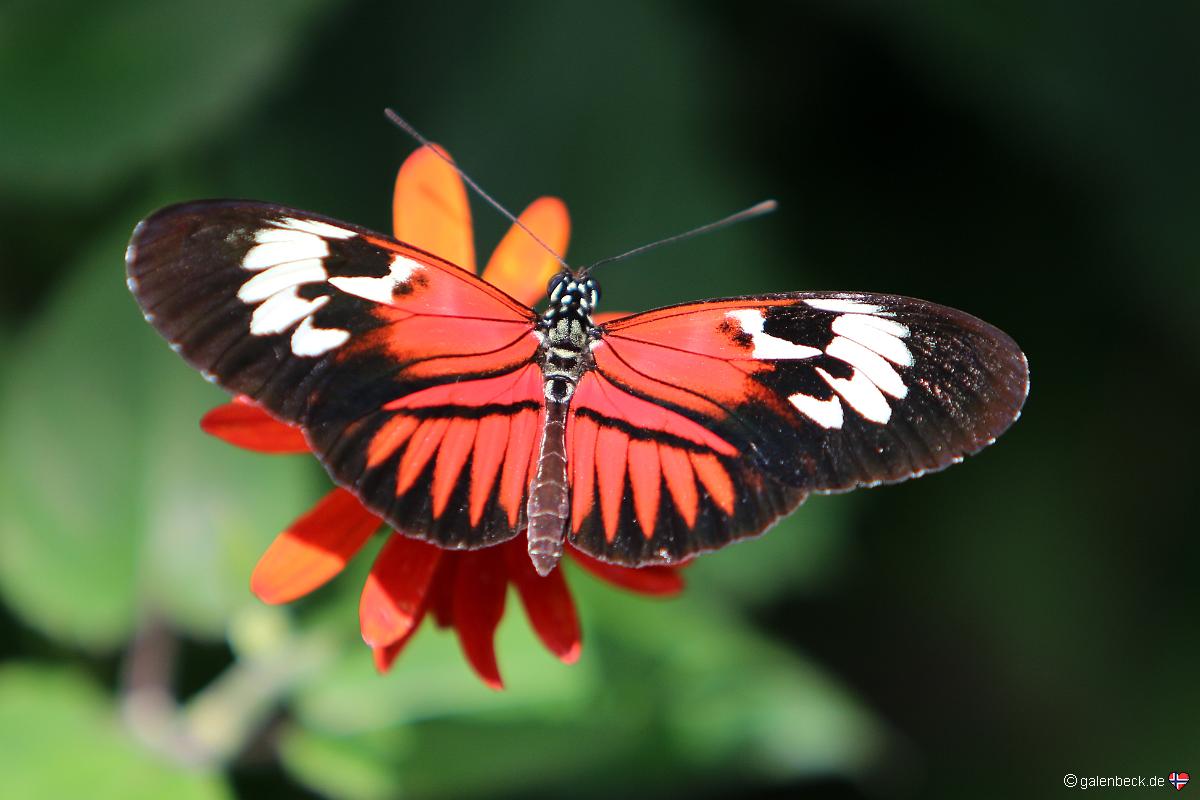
[
  {"left": 0, "top": 663, "right": 229, "bottom": 800},
  {"left": 0, "top": 0, "right": 335, "bottom": 201},
  {"left": 279, "top": 725, "right": 410, "bottom": 800},
  {"left": 0, "top": 214, "right": 314, "bottom": 647}
]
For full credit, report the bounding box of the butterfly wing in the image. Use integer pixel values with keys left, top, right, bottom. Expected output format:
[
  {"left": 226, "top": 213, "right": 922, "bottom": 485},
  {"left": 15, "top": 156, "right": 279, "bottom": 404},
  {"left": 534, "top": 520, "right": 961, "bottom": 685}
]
[
  {"left": 127, "top": 201, "right": 544, "bottom": 548},
  {"left": 567, "top": 292, "right": 1028, "bottom": 565}
]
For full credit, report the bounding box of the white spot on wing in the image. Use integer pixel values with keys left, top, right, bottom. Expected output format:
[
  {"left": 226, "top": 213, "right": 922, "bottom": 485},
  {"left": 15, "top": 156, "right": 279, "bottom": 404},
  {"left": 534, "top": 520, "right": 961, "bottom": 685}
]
[
  {"left": 818, "top": 366, "right": 891, "bottom": 423},
  {"left": 231, "top": 220, "right": 354, "bottom": 357},
  {"left": 291, "top": 316, "right": 351, "bottom": 356},
  {"left": 726, "top": 309, "right": 821, "bottom": 359},
  {"left": 832, "top": 314, "right": 912, "bottom": 365},
  {"left": 237, "top": 258, "right": 327, "bottom": 303},
  {"left": 804, "top": 297, "right": 887, "bottom": 314},
  {"left": 249, "top": 289, "right": 329, "bottom": 335},
  {"left": 786, "top": 299, "right": 916, "bottom": 426},
  {"left": 789, "top": 392, "right": 844, "bottom": 428},
  {"left": 278, "top": 216, "right": 356, "bottom": 239},
  {"left": 243, "top": 234, "right": 328, "bottom": 271},
  {"left": 328, "top": 254, "right": 423, "bottom": 305},
  {"left": 825, "top": 336, "right": 907, "bottom": 398}
]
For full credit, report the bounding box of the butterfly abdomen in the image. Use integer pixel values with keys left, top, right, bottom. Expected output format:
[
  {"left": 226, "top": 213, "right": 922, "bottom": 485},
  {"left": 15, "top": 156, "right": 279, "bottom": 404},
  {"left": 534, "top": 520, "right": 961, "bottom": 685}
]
[{"left": 526, "top": 399, "right": 571, "bottom": 575}]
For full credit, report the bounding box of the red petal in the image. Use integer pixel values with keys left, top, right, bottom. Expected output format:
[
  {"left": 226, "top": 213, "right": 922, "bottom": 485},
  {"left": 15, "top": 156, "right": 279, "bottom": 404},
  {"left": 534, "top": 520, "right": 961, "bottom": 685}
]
[
  {"left": 568, "top": 547, "right": 686, "bottom": 596},
  {"left": 503, "top": 540, "right": 581, "bottom": 664},
  {"left": 200, "top": 397, "right": 309, "bottom": 453},
  {"left": 359, "top": 534, "right": 442, "bottom": 647},
  {"left": 372, "top": 608, "right": 426, "bottom": 674},
  {"left": 250, "top": 488, "right": 381, "bottom": 604},
  {"left": 452, "top": 549, "right": 509, "bottom": 690},
  {"left": 427, "top": 556, "right": 459, "bottom": 629}
]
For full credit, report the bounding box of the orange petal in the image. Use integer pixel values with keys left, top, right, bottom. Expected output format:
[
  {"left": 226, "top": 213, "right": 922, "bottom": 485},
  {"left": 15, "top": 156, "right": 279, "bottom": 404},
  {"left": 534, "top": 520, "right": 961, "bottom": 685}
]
[
  {"left": 372, "top": 609, "right": 425, "bottom": 674},
  {"left": 393, "top": 145, "right": 476, "bottom": 272},
  {"left": 481, "top": 197, "right": 569, "bottom": 307},
  {"left": 359, "top": 534, "right": 442, "bottom": 647},
  {"left": 452, "top": 549, "right": 509, "bottom": 690},
  {"left": 568, "top": 547, "right": 686, "bottom": 596},
  {"left": 503, "top": 540, "right": 581, "bottom": 664},
  {"left": 250, "top": 488, "right": 381, "bottom": 604},
  {"left": 200, "top": 397, "right": 309, "bottom": 453}
]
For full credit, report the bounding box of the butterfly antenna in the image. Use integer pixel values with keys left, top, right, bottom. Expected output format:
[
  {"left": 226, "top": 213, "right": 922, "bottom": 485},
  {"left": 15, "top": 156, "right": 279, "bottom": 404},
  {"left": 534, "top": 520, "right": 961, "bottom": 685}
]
[
  {"left": 584, "top": 199, "right": 777, "bottom": 274},
  {"left": 384, "top": 109, "right": 574, "bottom": 275}
]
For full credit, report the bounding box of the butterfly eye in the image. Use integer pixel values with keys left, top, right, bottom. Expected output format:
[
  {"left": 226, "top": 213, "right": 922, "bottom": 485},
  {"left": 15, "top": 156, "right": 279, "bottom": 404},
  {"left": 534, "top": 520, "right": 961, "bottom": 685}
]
[{"left": 547, "top": 273, "right": 568, "bottom": 301}]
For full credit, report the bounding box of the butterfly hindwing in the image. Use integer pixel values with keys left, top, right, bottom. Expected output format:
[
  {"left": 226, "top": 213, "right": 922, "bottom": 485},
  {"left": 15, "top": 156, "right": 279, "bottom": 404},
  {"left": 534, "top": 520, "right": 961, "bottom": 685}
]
[
  {"left": 127, "top": 201, "right": 544, "bottom": 549},
  {"left": 564, "top": 370, "right": 805, "bottom": 565},
  {"left": 566, "top": 292, "right": 1028, "bottom": 565}
]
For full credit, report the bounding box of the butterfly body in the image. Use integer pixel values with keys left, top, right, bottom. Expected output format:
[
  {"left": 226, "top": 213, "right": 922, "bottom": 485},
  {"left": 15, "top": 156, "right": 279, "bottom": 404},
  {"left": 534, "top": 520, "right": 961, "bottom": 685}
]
[
  {"left": 526, "top": 274, "right": 599, "bottom": 573},
  {"left": 127, "top": 201, "right": 1027, "bottom": 573}
]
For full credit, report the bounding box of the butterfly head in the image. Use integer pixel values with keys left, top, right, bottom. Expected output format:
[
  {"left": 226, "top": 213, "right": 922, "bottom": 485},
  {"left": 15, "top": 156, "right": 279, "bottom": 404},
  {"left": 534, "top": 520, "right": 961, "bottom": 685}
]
[{"left": 543, "top": 272, "right": 599, "bottom": 329}]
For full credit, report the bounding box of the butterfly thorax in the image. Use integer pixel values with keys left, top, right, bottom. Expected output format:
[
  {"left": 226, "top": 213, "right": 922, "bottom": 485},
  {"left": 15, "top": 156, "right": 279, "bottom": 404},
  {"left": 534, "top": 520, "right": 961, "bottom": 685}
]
[
  {"left": 537, "top": 273, "right": 599, "bottom": 402},
  {"left": 527, "top": 272, "right": 599, "bottom": 574}
]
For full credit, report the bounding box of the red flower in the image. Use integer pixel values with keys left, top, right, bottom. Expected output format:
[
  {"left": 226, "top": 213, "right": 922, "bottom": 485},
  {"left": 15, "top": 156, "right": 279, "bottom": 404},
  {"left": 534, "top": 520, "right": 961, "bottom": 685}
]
[{"left": 200, "top": 146, "right": 684, "bottom": 689}]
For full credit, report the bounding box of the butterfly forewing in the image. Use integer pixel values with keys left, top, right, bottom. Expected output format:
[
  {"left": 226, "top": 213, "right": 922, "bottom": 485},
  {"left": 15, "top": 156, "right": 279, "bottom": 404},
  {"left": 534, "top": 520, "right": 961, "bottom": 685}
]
[
  {"left": 127, "top": 201, "right": 545, "bottom": 549},
  {"left": 564, "top": 292, "right": 1028, "bottom": 565}
]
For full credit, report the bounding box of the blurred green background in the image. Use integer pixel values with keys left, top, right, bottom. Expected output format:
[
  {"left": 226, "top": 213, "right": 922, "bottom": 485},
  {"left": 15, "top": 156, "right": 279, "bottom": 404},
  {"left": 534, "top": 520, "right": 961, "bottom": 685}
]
[{"left": 1, "top": 1, "right": 1197, "bottom": 798}]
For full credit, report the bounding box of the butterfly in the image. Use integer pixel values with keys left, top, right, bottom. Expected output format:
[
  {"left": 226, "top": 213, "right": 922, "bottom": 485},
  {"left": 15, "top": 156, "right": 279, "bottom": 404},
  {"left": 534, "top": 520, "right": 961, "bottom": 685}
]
[{"left": 126, "top": 152, "right": 1027, "bottom": 578}]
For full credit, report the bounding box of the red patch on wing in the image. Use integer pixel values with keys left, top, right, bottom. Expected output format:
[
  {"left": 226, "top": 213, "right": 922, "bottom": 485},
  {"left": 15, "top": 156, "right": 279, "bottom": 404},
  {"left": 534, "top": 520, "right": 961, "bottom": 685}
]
[
  {"left": 566, "top": 371, "right": 741, "bottom": 541},
  {"left": 689, "top": 451, "right": 735, "bottom": 516},
  {"left": 330, "top": 238, "right": 540, "bottom": 387},
  {"left": 499, "top": 407, "right": 541, "bottom": 527},
  {"left": 357, "top": 311, "right": 539, "bottom": 384},
  {"left": 595, "top": 299, "right": 804, "bottom": 418},
  {"left": 469, "top": 415, "right": 510, "bottom": 526},
  {"left": 568, "top": 414, "right": 599, "bottom": 532},
  {"left": 571, "top": 372, "right": 736, "bottom": 456},
  {"left": 367, "top": 415, "right": 420, "bottom": 467},
  {"left": 627, "top": 439, "right": 661, "bottom": 539},
  {"left": 432, "top": 419, "right": 477, "bottom": 517},
  {"left": 383, "top": 363, "right": 540, "bottom": 411},
  {"left": 396, "top": 417, "right": 449, "bottom": 494},
  {"left": 659, "top": 445, "right": 699, "bottom": 528},
  {"left": 363, "top": 365, "right": 545, "bottom": 528},
  {"left": 362, "top": 235, "right": 529, "bottom": 319},
  {"left": 594, "top": 424, "right": 629, "bottom": 543}
]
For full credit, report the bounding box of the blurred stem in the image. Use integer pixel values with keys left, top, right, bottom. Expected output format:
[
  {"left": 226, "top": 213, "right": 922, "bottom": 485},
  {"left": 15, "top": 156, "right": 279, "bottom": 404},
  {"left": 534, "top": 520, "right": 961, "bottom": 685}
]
[{"left": 120, "top": 609, "right": 336, "bottom": 769}]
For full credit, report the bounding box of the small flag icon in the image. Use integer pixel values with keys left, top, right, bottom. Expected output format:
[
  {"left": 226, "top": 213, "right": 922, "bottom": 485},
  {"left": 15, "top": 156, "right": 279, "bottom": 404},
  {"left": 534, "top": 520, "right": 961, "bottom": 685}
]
[{"left": 1169, "top": 772, "right": 1190, "bottom": 791}]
